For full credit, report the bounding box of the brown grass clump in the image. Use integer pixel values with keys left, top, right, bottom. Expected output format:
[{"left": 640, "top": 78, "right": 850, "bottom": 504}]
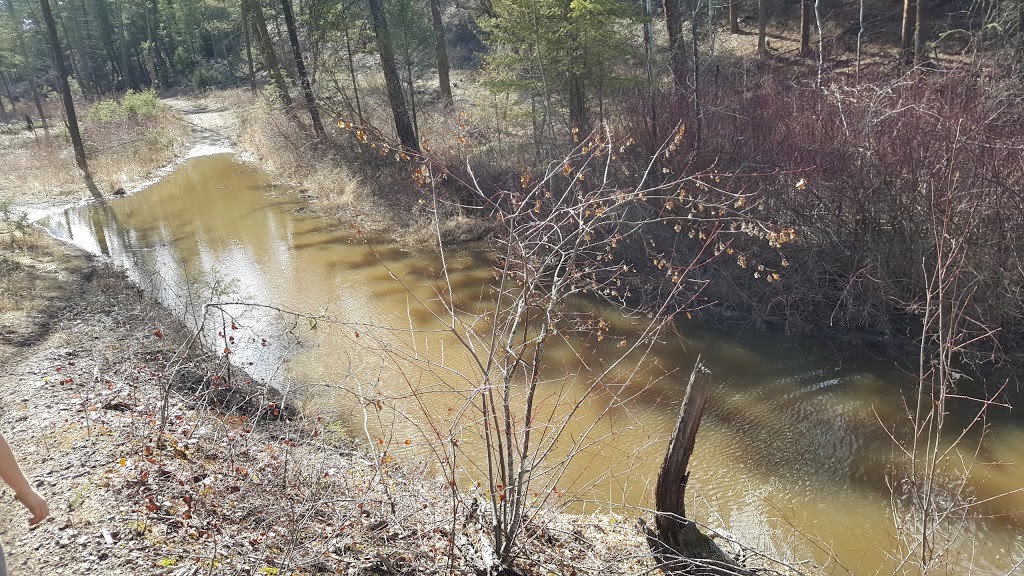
[
  {"left": 238, "top": 96, "right": 368, "bottom": 208},
  {"left": 235, "top": 92, "right": 455, "bottom": 242},
  {"left": 0, "top": 134, "right": 85, "bottom": 201},
  {"left": 80, "top": 91, "right": 190, "bottom": 194}
]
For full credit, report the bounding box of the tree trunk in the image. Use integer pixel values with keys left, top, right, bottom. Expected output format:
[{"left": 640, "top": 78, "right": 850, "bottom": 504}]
[
  {"left": 856, "top": 0, "right": 864, "bottom": 76},
  {"left": 148, "top": 0, "right": 163, "bottom": 88},
  {"left": 644, "top": 0, "right": 657, "bottom": 146},
  {"left": 401, "top": 24, "right": 419, "bottom": 142},
  {"left": 273, "top": 0, "right": 284, "bottom": 39},
  {"left": 5, "top": 0, "right": 49, "bottom": 136},
  {"left": 366, "top": 0, "right": 419, "bottom": 151},
  {"left": 1, "top": 73, "right": 16, "bottom": 112},
  {"left": 757, "top": 0, "right": 767, "bottom": 55},
  {"left": 1018, "top": 0, "right": 1024, "bottom": 64},
  {"left": 690, "top": 0, "right": 701, "bottom": 150},
  {"left": 246, "top": 0, "right": 292, "bottom": 107},
  {"left": 800, "top": 0, "right": 812, "bottom": 57},
  {"left": 558, "top": 2, "right": 588, "bottom": 134},
  {"left": 78, "top": 0, "right": 107, "bottom": 95},
  {"left": 1018, "top": 0, "right": 1024, "bottom": 59},
  {"left": 815, "top": 0, "right": 824, "bottom": 87},
  {"left": 56, "top": 0, "right": 89, "bottom": 97},
  {"left": 344, "top": 29, "right": 363, "bottom": 121},
  {"left": 428, "top": 0, "right": 453, "bottom": 107},
  {"left": 280, "top": 0, "right": 325, "bottom": 137},
  {"left": 901, "top": 0, "right": 916, "bottom": 61},
  {"left": 241, "top": 0, "right": 258, "bottom": 93},
  {"left": 728, "top": 0, "right": 739, "bottom": 34},
  {"left": 567, "top": 72, "right": 586, "bottom": 133},
  {"left": 113, "top": 0, "right": 139, "bottom": 89},
  {"left": 663, "top": 0, "right": 687, "bottom": 91},
  {"left": 913, "top": 0, "right": 926, "bottom": 67},
  {"left": 650, "top": 360, "right": 749, "bottom": 575},
  {"left": 40, "top": 0, "right": 99, "bottom": 197}
]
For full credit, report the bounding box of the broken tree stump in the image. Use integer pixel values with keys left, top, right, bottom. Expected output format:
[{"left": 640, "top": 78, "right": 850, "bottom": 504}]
[{"left": 650, "top": 358, "right": 751, "bottom": 576}]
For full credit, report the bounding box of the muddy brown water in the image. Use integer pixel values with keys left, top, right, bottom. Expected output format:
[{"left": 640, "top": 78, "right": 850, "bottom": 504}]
[{"left": 37, "top": 154, "right": 1023, "bottom": 573}]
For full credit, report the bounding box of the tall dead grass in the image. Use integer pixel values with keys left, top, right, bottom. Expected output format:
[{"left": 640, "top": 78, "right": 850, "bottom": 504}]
[
  {"left": 234, "top": 89, "right": 481, "bottom": 243},
  {"left": 238, "top": 94, "right": 375, "bottom": 211},
  {"left": 84, "top": 112, "right": 188, "bottom": 193}
]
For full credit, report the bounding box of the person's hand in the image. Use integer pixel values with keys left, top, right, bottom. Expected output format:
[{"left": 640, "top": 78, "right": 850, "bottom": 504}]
[{"left": 16, "top": 488, "right": 48, "bottom": 526}]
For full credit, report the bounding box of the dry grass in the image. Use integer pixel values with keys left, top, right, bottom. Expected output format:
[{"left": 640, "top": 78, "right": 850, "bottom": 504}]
[
  {"left": 234, "top": 90, "right": 458, "bottom": 243},
  {"left": 0, "top": 95, "right": 189, "bottom": 207},
  {"left": 84, "top": 118, "right": 189, "bottom": 193},
  {"left": 0, "top": 134, "right": 85, "bottom": 202},
  {"left": 236, "top": 94, "right": 363, "bottom": 204}
]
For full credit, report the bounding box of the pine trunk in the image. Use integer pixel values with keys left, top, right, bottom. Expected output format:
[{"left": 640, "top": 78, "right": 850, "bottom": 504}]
[
  {"left": 246, "top": 0, "right": 292, "bottom": 107},
  {"left": 280, "top": 0, "right": 325, "bottom": 137},
  {"left": 565, "top": 16, "right": 587, "bottom": 133},
  {"left": 729, "top": 0, "right": 739, "bottom": 34},
  {"left": 913, "top": 0, "right": 926, "bottom": 66},
  {"left": 428, "top": 0, "right": 453, "bottom": 107},
  {"left": 902, "top": 0, "right": 916, "bottom": 60},
  {"left": 757, "top": 0, "right": 767, "bottom": 54},
  {"left": 40, "top": 0, "right": 96, "bottom": 195},
  {"left": 366, "top": 0, "right": 419, "bottom": 152},
  {"left": 113, "top": 0, "right": 139, "bottom": 89},
  {"left": 800, "top": 0, "right": 812, "bottom": 57},
  {"left": 644, "top": 0, "right": 656, "bottom": 144},
  {"left": 568, "top": 73, "right": 586, "bottom": 133},
  {"left": 241, "top": 0, "right": 258, "bottom": 94},
  {"left": 663, "top": 0, "right": 687, "bottom": 91},
  {"left": 690, "top": 0, "right": 701, "bottom": 150},
  {"left": 148, "top": 0, "right": 162, "bottom": 88},
  {"left": 1019, "top": 0, "right": 1024, "bottom": 60},
  {"left": 344, "top": 30, "right": 363, "bottom": 121}
]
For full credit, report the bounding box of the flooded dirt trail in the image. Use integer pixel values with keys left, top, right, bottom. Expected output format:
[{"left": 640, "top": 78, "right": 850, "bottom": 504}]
[{"left": 162, "top": 96, "right": 239, "bottom": 154}]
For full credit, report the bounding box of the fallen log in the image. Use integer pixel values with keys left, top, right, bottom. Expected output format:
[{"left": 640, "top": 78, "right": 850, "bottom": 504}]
[{"left": 649, "top": 357, "right": 751, "bottom": 576}]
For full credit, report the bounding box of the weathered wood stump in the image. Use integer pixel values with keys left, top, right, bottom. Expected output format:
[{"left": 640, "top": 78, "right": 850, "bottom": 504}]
[{"left": 649, "top": 358, "right": 751, "bottom": 576}]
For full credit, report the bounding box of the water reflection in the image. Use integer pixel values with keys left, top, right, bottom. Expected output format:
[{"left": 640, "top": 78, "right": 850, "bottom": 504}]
[{"left": 37, "top": 154, "right": 1023, "bottom": 574}]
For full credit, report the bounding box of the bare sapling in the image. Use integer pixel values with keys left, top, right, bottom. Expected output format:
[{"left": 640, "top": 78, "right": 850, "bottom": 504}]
[
  {"left": 883, "top": 144, "right": 1022, "bottom": 575},
  {"left": 339, "top": 123, "right": 796, "bottom": 573}
]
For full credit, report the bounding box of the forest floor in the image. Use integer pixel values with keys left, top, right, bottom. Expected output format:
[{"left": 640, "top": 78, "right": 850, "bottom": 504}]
[{"left": 0, "top": 94, "right": 714, "bottom": 576}]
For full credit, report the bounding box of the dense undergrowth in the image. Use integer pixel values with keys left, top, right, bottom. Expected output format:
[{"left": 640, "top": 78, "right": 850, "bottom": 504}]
[{"left": 662, "top": 64, "right": 1024, "bottom": 361}]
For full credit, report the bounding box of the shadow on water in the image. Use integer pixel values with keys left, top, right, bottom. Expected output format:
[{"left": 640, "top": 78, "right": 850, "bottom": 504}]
[{"left": 36, "top": 153, "right": 1024, "bottom": 574}]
